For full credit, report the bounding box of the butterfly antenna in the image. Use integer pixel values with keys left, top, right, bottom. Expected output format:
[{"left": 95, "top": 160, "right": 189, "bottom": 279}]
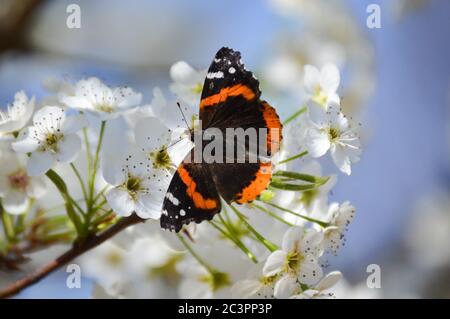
[
  {"left": 177, "top": 102, "right": 191, "bottom": 131},
  {"left": 165, "top": 136, "right": 185, "bottom": 151}
]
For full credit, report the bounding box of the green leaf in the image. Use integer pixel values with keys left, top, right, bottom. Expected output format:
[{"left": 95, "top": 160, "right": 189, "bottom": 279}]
[{"left": 46, "top": 169, "right": 84, "bottom": 237}]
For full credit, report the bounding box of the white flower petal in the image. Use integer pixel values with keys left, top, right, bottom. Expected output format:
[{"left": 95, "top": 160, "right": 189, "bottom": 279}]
[
  {"left": 179, "top": 279, "right": 211, "bottom": 299},
  {"left": 315, "top": 271, "right": 342, "bottom": 291},
  {"left": 13, "top": 91, "right": 34, "bottom": 125},
  {"left": 113, "top": 87, "right": 142, "bottom": 109},
  {"left": 281, "top": 227, "right": 303, "bottom": 252},
  {"left": 27, "top": 151, "right": 55, "bottom": 176},
  {"left": 299, "top": 257, "right": 323, "bottom": 286},
  {"left": 33, "top": 106, "right": 65, "bottom": 128},
  {"left": 134, "top": 193, "right": 162, "bottom": 220},
  {"left": 170, "top": 61, "right": 198, "bottom": 84},
  {"left": 2, "top": 190, "right": 29, "bottom": 214},
  {"left": 263, "top": 250, "right": 287, "bottom": 277},
  {"left": 150, "top": 88, "right": 191, "bottom": 131},
  {"left": 27, "top": 175, "right": 47, "bottom": 198},
  {"left": 320, "top": 64, "right": 340, "bottom": 95},
  {"left": 231, "top": 280, "right": 262, "bottom": 299},
  {"left": 61, "top": 113, "right": 87, "bottom": 134},
  {"left": 105, "top": 188, "right": 134, "bottom": 217},
  {"left": 307, "top": 129, "right": 330, "bottom": 158},
  {"left": 0, "top": 120, "right": 22, "bottom": 135},
  {"left": 167, "top": 137, "right": 193, "bottom": 167},
  {"left": 11, "top": 128, "right": 39, "bottom": 153},
  {"left": 330, "top": 144, "right": 352, "bottom": 175},
  {"left": 301, "top": 229, "right": 324, "bottom": 255},
  {"left": 124, "top": 148, "right": 151, "bottom": 177},
  {"left": 303, "top": 65, "right": 321, "bottom": 93},
  {"left": 55, "top": 134, "right": 81, "bottom": 163},
  {"left": 134, "top": 117, "right": 172, "bottom": 152},
  {"left": 61, "top": 96, "right": 93, "bottom": 110}
]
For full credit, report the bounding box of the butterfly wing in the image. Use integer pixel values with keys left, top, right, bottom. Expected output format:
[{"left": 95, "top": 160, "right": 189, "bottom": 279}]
[
  {"left": 200, "top": 48, "right": 282, "bottom": 203},
  {"left": 160, "top": 153, "right": 221, "bottom": 232},
  {"left": 160, "top": 47, "right": 282, "bottom": 231},
  {"left": 199, "top": 47, "right": 261, "bottom": 128}
]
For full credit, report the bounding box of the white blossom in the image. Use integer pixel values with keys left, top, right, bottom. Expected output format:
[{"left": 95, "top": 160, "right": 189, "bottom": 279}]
[
  {"left": 61, "top": 77, "right": 142, "bottom": 120},
  {"left": 0, "top": 91, "right": 34, "bottom": 137},
  {"left": 290, "top": 271, "right": 342, "bottom": 299},
  {"left": 104, "top": 149, "right": 167, "bottom": 219},
  {"left": 232, "top": 264, "right": 276, "bottom": 299},
  {"left": 263, "top": 227, "right": 324, "bottom": 298},
  {"left": 177, "top": 258, "right": 230, "bottom": 299},
  {"left": 323, "top": 201, "right": 356, "bottom": 255},
  {"left": 12, "top": 106, "right": 85, "bottom": 176},
  {"left": 304, "top": 64, "right": 340, "bottom": 108},
  {"left": 0, "top": 153, "right": 46, "bottom": 214},
  {"left": 170, "top": 61, "right": 206, "bottom": 106},
  {"left": 306, "top": 101, "right": 361, "bottom": 175}
]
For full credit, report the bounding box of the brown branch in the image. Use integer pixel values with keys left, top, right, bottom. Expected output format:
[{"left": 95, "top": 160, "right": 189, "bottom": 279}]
[{"left": 0, "top": 214, "right": 144, "bottom": 299}]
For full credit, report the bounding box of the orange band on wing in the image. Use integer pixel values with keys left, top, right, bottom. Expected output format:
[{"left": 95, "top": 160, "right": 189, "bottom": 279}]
[
  {"left": 236, "top": 162, "right": 272, "bottom": 204},
  {"left": 178, "top": 166, "right": 218, "bottom": 210},
  {"left": 200, "top": 84, "right": 256, "bottom": 109},
  {"left": 261, "top": 102, "right": 282, "bottom": 155}
]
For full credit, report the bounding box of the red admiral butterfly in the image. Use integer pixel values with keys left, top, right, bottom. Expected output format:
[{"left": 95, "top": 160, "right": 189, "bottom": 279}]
[{"left": 160, "top": 47, "right": 282, "bottom": 232}]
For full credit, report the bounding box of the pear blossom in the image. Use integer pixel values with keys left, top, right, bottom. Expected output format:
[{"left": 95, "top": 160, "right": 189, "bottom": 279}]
[
  {"left": 306, "top": 101, "right": 361, "bottom": 175},
  {"left": 323, "top": 201, "right": 356, "bottom": 255},
  {"left": 41, "top": 77, "right": 75, "bottom": 106},
  {"left": 12, "top": 106, "right": 85, "bottom": 176},
  {"left": 304, "top": 64, "right": 340, "bottom": 108},
  {"left": 0, "top": 91, "right": 34, "bottom": 137},
  {"left": 0, "top": 153, "right": 46, "bottom": 214},
  {"left": 177, "top": 258, "right": 230, "bottom": 299},
  {"left": 104, "top": 149, "right": 168, "bottom": 219},
  {"left": 263, "top": 227, "right": 324, "bottom": 298},
  {"left": 231, "top": 265, "right": 277, "bottom": 299},
  {"left": 61, "top": 77, "right": 142, "bottom": 120},
  {"left": 170, "top": 61, "right": 207, "bottom": 106},
  {"left": 150, "top": 88, "right": 198, "bottom": 134},
  {"left": 290, "top": 271, "right": 342, "bottom": 299},
  {"left": 79, "top": 241, "right": 129, "bottom": 296}
]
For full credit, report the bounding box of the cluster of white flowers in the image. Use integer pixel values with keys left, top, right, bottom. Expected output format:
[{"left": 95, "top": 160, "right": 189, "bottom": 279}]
[{"left": 0, "top": 52, "right": 360, "bottom": 299}]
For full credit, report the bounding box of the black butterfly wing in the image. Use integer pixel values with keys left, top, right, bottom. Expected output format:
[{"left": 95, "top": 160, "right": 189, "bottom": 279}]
[{"left": 160, "top": 153, "right": 221, "bottom": 232}]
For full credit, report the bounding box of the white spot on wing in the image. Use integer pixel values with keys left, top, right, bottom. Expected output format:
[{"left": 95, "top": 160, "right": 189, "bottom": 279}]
[
  {"left": 180, "top": 209, "right": 186, "bottom": 216},
  {"left": 228, "top": 67, "right": 236, "bottom": 74},
  {"left": 206, "top": 71, "right": 224, "bottom": 79},
  {"left": 165, "top": 193, "right": 179, "bottom": 206}
]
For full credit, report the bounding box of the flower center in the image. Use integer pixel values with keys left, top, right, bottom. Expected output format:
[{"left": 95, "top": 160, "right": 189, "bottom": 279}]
[
  {"left": 191, "top": 83, "right": 203, "bottom": 94},
  {"left": 44, "top": 133, "right": 62, "bottom": 152},
  {"left": 150, "top": 147, "right": 172, "bottom": 170},
  {"left": 122, "top": 175, "right": 144, "bottom": 201},
  {"left": 328, "top": 127, "right": 340, "bottom": 141},
  {"left": 126, "top": 176, "right": 141, "bottom": 193},
  {"left": 148, "top": 254, "right": 182, "bottom": 284},
  {"left": 8, "top": 169, "right": 29, "bottom": 191},
  {"left": 106, "top": 251, "right": 123, "bottom": 266},
  {"left": 312, "top": 86, "right": 327, "bottom": 107},
  {"left": 286, "top": 251, "right": 304, "bottom": 272},
  {"left": 299, "top": 189, "right": 318, "bottom": 208},
  {"left": 259, "top": 274, "right": 277, "bottom": 286},
  {"left": 200, "top": 270, "right": 230, "bottom": 292}
]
